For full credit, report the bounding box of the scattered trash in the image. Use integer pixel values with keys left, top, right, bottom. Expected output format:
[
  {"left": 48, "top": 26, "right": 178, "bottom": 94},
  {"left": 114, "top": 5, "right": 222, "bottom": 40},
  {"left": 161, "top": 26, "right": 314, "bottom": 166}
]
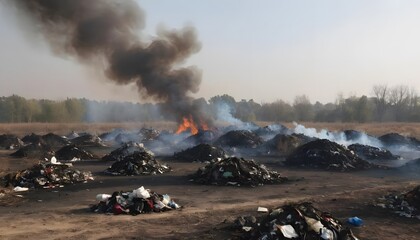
[
  {"left": 173, "top": 144, "right": 227, "bottom": 162},
  {"left": 285, "top": 139, "right": 374, "bottom": 171},
  {"left": 104, "top": 151, "right": 170, "bottom": 176},
  {"left": 1, "top": 162, "right": 93, "bottom": 188},
  {"left": 13, "top": 186, "right": 29, "bottom": 192},
  {"left": 90, "top": 186, "right": 180, "bottom": 215},
  {"left": 257, "top": 207, "right": 268, "bottom": 213},
  {"left": 376, "top": 185, "right": 420, "bottom": 219},
  {"left": 234, "top": 202, "right": 359, "bottom": 240},
  {"left": 215, "top": 130, "right": 263, "bottom": 149},
  {"left": 347, "top": 216, "right": 363, "bottom": 226},
  {"left": 0, "top": 134, "right": 24, "bottom": 150},
  {"left": 348, "top": 143, "right": 400, "bottom": 161},
  {"left": 10, "top": 142, "right": 55, "bottom": 159},
  {"left": 55, "top": 144, "right": 97, "bottom": 160},
  {"left": 102, "top": 142, "right": 153, "bottom": 161},
  {"left": 191, "top": 157, "right": 287, "bottom": 187}
]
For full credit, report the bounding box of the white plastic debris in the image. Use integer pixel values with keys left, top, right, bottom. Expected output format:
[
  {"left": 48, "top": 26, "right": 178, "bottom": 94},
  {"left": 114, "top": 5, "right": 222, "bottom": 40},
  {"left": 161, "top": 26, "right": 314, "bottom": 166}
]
[
  {"left": 320, "top": 227, "right": 335, "bottom": 240},
  {"left": 132, "top": 186, "right": 150, "bottom": 199},
  {"left": 50, "top": 156, "right": 62, "bottom": 165},
  {"left": 96, "top": 194, "right": 112, "bottom": 202},
  {"left": 13, "top": 186, "right": 29, "bottom": 192},
  {"left": 305, "top": 216, "right": 324, "bottom": 232},
  {"left": 257, "top": 207, "right": 269, "bottom": 213},
  {"left": 242, "top": 226, "right": 253, "bottom": 232},
  {"left": 276, "top": 224, "right": 299, "bottom": 238}
]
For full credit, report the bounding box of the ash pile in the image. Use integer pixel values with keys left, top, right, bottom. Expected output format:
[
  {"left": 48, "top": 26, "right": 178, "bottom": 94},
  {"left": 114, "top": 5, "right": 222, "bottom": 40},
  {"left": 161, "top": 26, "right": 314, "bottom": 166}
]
[
  {"left": 55, "top": 144, "right": 97, "bottom": 161},
  {"left": 10, "top": 142, "right": 55, "bottom": 159},
  {"left": 104, "top": 151, "right": 170, "bottom": 176},
  {"left": 91, "top": 186, "right": 180, "bottom": 215},
  {"left": 348, "top": 144, "right": 400, "bottom": 161},
  {"left": 1, "top": 161, "right": 93, "bottom": 189},
  {"left": 285, "top": 139, "right": 373, "bottom": 171},
  {"left": 191, "top": 157, "right": 287, "bottom": 187},
  {"left": 173, "top": 144, "right": 227, "bottom": 163},
  {"left": 376, "top": 185, "right": 420, "bottom": 219},
  {"left": 102, "top": 142, "right": 153, "bottom": 161},
  {"left": 0, "top": 134, "right": 24, "bottom": 150},
  {"left": 233, "top": 202, "right": 358, "bottom": 240}
]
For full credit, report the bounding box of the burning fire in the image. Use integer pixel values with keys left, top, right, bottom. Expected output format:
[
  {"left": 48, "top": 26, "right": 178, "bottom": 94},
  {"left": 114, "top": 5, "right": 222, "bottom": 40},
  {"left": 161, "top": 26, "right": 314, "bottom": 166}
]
[{"left": 176, "top": 115, "right": 209, "bottom": 135}]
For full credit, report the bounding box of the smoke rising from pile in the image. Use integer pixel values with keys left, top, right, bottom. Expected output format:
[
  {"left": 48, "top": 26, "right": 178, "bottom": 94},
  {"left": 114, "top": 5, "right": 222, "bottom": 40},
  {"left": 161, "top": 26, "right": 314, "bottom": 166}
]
[{"left": 9, "top": 0, "right": 208, "bottom": 124}]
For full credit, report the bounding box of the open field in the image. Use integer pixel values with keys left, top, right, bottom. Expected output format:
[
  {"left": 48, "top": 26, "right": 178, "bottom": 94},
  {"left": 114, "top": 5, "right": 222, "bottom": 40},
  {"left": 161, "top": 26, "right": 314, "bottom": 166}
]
[{"left": 0, "top": 122, "right": 419, "bottom": 239}]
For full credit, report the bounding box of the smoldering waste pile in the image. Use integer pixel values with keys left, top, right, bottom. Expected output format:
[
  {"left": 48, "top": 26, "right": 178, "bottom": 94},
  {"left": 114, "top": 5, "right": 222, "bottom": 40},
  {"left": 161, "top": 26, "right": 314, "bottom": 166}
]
[
  {"left": 70, "top": 134, "right": 106, "bottom": 147},
  {"left": 348, "top": 143, "right": 400, "bottom": 161},
  {"left": 215, "top": 130, "right": 263, "bottom": 149},
  {"left": 1, "top": 162, "right": 93, "bottom": 188},
  {"left": 102, "top": 142, "right": 153, "bottom": 162},
  {"left": 10, "top": 142, "right": 55, "bottom": 159},
  {"left": 192, "top": 157, "right": 287, "bottom": 186},
  {"left": 0, "top": 134, "right": 24, "bottom": 149},
  {"left": 379, "top": 133, "right": 420, "bottom": 150},
  {"left": 263, "top": 133, "right": 315, "bottom": 156},
  {"left": 104, "top": 149, "right": 170, "bottom": 176},
  {"left": 55, "top": 144, "right": 97, "bottom": 161},
  {"left": 173, "top": 144, "right": 227, "bottom": 162},
  {"left": 376, "top": 185, "right": 420, "bottom": 219},
  {"left": 285, "top": 139, "right": 373, "bottom": 171},
  {"left": 91, "top": 186, "right": 180, "bottom": 215},
  {"left": 233, "top": 202, "right": 358, "bottom": 240}
]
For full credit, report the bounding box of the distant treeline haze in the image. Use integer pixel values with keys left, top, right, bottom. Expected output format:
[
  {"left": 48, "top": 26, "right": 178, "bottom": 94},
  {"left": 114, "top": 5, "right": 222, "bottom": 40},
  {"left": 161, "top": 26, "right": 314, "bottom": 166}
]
[{"left": 0, "top": 85, "right": 419, "bottom": 123}]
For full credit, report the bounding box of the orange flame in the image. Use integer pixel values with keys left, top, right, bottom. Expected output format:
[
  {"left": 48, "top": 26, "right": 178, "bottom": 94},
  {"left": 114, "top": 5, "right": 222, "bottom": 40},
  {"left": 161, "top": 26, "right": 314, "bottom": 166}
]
[{"left": 176, "top": 115, "right": 208, "bottom": 135}]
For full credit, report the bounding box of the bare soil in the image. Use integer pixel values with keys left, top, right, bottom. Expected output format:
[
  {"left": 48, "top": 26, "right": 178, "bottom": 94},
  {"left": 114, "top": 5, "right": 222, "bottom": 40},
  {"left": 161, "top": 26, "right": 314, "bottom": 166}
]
[{"left": 0, "top": 123, "right": 419, "bottom": 239}]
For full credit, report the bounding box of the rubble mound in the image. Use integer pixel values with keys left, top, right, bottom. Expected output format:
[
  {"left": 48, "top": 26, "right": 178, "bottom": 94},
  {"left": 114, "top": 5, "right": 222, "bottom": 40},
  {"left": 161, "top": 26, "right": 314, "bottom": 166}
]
[
  {"left": 234, "top": 202, "right": 358, "bottom": 240},
  {"left": 173, "top": 144, "right": 226, "bottom": 162},
  {"left": 55, "top": 145, "right": 97, "bottom": 160},
  {"left": 264, "top": 133, "right": 314, "bottom": 156},
  {"left": 0, "top": 134, "right": 24, "bottom": 150},
  {"left": 104, "top": 152, "right": 170, "bottom": 176},
  {"left": 41, "top": 133, "right": 70, "bottom": 147},
  {"left": 70, "top": 134, "right": 106, "bottom": 147},
  {"left": 182, "top": 130, "right": 217, "bottom": 145},
  {"left": 21, "top": 133, "right": 43, "bottom": 144},
  {"left": 379, "top": 133, "right": 420, "bottom": 149},
  {"left": 10, "top": 142, "right": 54, "bottom": 159},
  {"left": 215, "top": 130, "right": 263, "bottom": 148},
  {"left": 90, "top": 186, "right": 180, "bottom": 215},
  {"left": 376, "top": 185, "right": 420, "bottom": 219},
  {"left": 192, "top": 157, "right": 287, "bottom": 186},
  {"left": 138, "top": 128, "right": 160, "bottom": 141},
  {"left": 285, "top": 139, "right": 373, "bottom": 171},
  {"left": 348, "top": 143, "right": 400, "bottom": 161},
  {"left": 102, "top": 142, "right": 153, "bottom": 161},
  {"left": 1, "top": 162, "right": 93, "bottom": 188}
]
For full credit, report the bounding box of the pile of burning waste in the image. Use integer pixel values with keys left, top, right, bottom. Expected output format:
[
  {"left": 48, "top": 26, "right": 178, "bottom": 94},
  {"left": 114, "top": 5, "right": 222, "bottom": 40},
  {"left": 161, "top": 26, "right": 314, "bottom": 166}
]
[
  {"left": 376, "top": 185, "right": 420, "bottom": 219},
  {"left": 379, "top": 133, "right": 420, "bottom": 150},
  {"left": 1, "top": 161, "right": 93, "bottom": 189},
  {"left": 91, "top": 186, "right": 180, "bottom": 215},
  {"left": 233, "top": 202, "right": 359, "bottom": 240},
  {"left": 173, "top": 144, "right": 227, "bottom": 162},
  {"left": 102, "top": 142, "right": 153, "bottom": 161},
  {"left": 181, "top": 130, "right": 217, "bottom": 146},
  {"left": 348, "top": 144, "right": 400, "bottom": 161},
  {"left": 104, "top": 151, "right": 170, "bottom": 176},
  {"left": 55, "top": 144, "right": 98, "bottom": 161},
  {"left": 10, "top": 142, "right": 55, "bottom": 159},
  {"left": 0, "top": 134, "right": 24, "bottom": 150},
  {"left": 263, "top": 133, "right": 315, "bottom": 156},
  {"left": 191, "top": 157, "right": 287, "bottom": 187},
  {"left": 215, "top": 130, "right": 263, "bottom": 149},
  {"left": 285, "top": 139, "right": 373, "bottom": 171}
]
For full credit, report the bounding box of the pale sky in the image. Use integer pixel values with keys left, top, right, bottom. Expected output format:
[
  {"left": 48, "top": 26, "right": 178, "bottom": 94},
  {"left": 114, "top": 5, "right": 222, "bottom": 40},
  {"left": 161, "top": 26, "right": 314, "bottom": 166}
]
[{"left": 0, "top": 0, "right": 419, "bottom": 104}]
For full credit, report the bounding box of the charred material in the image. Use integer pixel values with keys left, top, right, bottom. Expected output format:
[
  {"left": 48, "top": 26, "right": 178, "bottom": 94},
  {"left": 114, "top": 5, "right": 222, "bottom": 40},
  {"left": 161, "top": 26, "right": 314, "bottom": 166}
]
[
  {"left": 10, "top": 142, "right": 54, "bottom": 159},
  {"left": 173, "top": 144, "right": 226, "bottom": 162},
  {"left": 215, "top": 130, "right": 263, "bottom": 149},
  {"left": 41, "top": 133, "right": 70, "bottom": 148},
  {"left": 138, "top": 128, "right": 161, "bottom": 142},
  {"left": 21, "top": 133, "right": 43, "bottom": 144},
  {"left": 0, "top": 134, "right": 24, "bottom": 150},
  {"left": 263, "top": 133, "right": 315, "bottom": 156},
  {"left": 1, "top": 162, "right": 92, "bottom": 188},
  {"left": 102, "top": 142, "right": 153, "bottom": 162},
  {"left": 285, "top": 139, "right": 373, "bottom": 171},
  {"left": 343, "top": 130, "right": 365, "bottom": 141},
  {"left": 376, "top": 185, "right": 420, "bottom": 219},
  {"left": 379, "top": 133, "right": 420, "bottom": 150},
  {"left": 105, "top": 152, "right": 170, "bottom": 176},
  {"left": 55, "top": 145, "right": 97, "bottom": 161},
  {"left": 182, "top": 130, "right": 217, "bottom": 146},
  {"left": 253, "top": 124, "right": 289, "bottom": 140},
  {"left": 70, "top": 134, "right": 106, "bottom": 147},
  {"left": 348, "top": 143, "right": 400, "bottom": 161},
  {"left": 191, "top": 157, "right": 287, "bottom": 187},
  {"left": 234, "top": 202, "right": 358, "bottom": 240}
]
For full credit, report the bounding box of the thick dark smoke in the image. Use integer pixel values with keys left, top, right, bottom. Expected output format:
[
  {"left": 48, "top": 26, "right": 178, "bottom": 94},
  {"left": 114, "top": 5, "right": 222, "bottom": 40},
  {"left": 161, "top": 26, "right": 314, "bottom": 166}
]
[{"left": 10, "top": 0, "right": 210, "bottom": 126}]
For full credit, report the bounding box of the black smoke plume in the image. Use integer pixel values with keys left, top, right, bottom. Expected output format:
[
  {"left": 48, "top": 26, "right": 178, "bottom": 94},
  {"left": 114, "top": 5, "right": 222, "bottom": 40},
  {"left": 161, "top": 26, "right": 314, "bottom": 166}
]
[{"left": 9, "top": 0, "right": 210, "bottom": 128}]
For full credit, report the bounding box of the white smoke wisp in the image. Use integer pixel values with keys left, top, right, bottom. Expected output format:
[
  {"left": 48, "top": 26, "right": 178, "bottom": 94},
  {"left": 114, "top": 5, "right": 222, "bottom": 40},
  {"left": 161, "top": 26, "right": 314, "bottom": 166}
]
[{"left": 215, "top": 102, "right": 242, "bottom": 125}]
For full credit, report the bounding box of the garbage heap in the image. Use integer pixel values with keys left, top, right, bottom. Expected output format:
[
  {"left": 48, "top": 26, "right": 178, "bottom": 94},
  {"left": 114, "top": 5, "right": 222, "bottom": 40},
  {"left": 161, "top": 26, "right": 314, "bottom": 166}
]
[
  {"left": 0, "top": 134, "right": 24, "bottom": 150},
  {"left": 91, "top": 186, "right": 180, "bottom": 215},
  {"left": 234, "top": 202, "right": 359, "bottom": 240},
  {"left": 192, "top": 157, "right": 287, "bottom": 187},
  {"left": 376, "top": 185, "right": 420, "bottom": 219},
  {"left": 55, "top": 144, "right": 97, "bottom": 161},
  {"left": 285, "top": 139, "right": 373, "bottom": 171},
  {"left": 102, "top": 142, "right": 154, "bottom": 161},
  {"left": 70, "top": 134, "right": 106, "bottom": 147},
  {"left": 173, "top": 144, "right": 227, "bottom": 163},
  {"left": 215, "top": 130, "right": 263, "bottom": 149},
  {"left": 263, "top": 133, "right": 314, "bottom": 156},
  {"left": 139, "top": 128, "right": 161, "bottom": 142},
  {"left": 104, "top": 151, "right": 170, "bottom": 176},
  {"left": 10, "top": 142, "right": 55, "bottom": 159},
  {"left": 1, "top": 162, "right": 93, "bottom": 188},
  {"left": 379, "top": 133, "right": 420, "bottom": 150},
  {"left": 348, "top": 143, "right": 400, "bottom": 161}
]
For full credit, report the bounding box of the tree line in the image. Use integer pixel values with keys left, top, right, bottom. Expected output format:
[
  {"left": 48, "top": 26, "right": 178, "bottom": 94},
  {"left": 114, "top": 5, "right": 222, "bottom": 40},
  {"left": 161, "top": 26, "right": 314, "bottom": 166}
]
[{"left": 0, "top": 85, "right": 419, "bottom": 123}]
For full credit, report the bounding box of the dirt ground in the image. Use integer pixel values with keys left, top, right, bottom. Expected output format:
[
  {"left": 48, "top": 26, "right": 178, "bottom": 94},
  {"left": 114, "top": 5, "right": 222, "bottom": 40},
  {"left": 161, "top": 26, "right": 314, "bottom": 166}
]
[{"left": 0, "top": 123, "right": 419, "bottom": 239}]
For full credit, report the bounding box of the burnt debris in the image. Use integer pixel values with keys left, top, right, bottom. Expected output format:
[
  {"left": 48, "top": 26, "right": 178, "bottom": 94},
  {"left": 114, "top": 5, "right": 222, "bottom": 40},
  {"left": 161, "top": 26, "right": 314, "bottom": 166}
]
[
  {"left": 376, "top": 185, "right": 420, "bottom": 219},
  {"left": 215, "top": 130, "right": 263, "bottom": 149},
  {"left": 55, "top": 144, "right": 97, "bottom": 161},
  {"left": 10, "top": 142, "right": 55, "bottom": 159},
  {"left": 70, "top": 134, "right": 106, "bottom": 147},
  {"left": 0, "top": 134, "right": 24, "bottom": 150},
  {"left": 191, "top": 157, "right": 287, "bottom": 187},
  {"left": 263, "top": 133, "right": 315, "bottom": 156},
  {"left": 379, "top": 133, "right": 420, "bottom": 150},
  {"left": 348, "top": 143, "right": 400, "bottom": 161},
  {"left": 102, "top": 142, "right": 153, "bottom": 162},
  {"left": 173, "top": 144, "right": 226, "bottom": 162},
  {"left": 285, "top": 139, "right": 373, "bottom": 171}
]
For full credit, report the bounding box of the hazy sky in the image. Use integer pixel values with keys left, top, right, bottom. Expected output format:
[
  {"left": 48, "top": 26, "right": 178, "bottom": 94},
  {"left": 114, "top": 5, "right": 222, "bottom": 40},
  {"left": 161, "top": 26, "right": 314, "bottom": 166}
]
[{"left": 0, "top": 0, "right": 419, "bottom": 104}]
